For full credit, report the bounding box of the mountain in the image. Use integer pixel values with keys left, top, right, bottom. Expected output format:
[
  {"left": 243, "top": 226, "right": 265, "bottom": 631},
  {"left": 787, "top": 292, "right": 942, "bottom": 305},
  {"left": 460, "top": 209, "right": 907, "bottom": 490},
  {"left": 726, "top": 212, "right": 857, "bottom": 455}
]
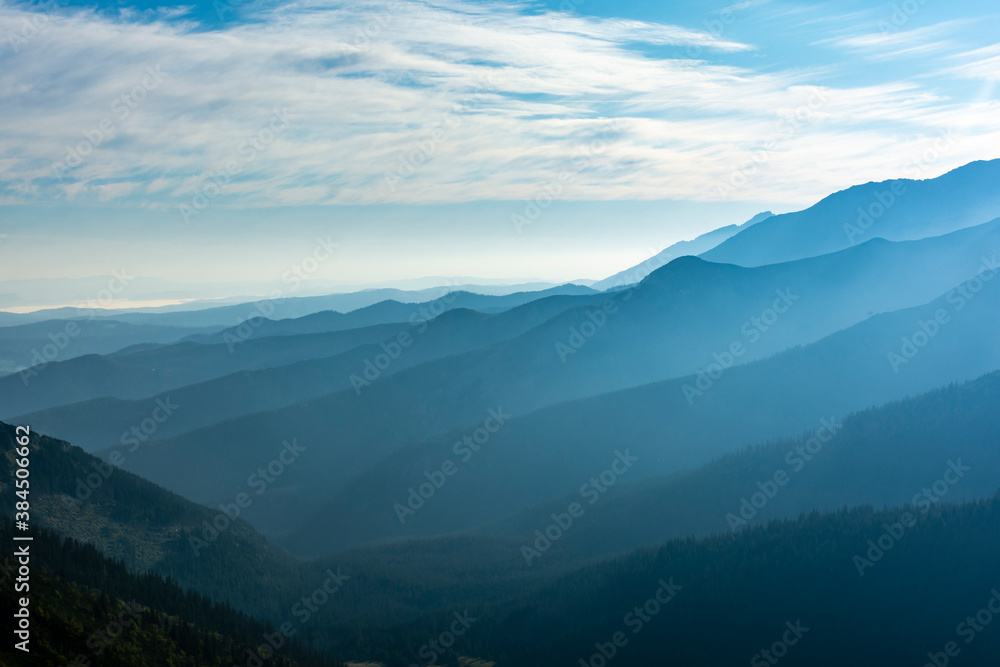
[
  {"left": 95, "top": 219, "right": 1000, "bottom": 546},
  {"left": 6, "top": 402, "right": 1000, "bottom": 666},
  {"left": 485, "top": 367, "right": 1000, "bottom": 558},
  {"left": 0, "top": 321, "right": 409, "bottom": 418},
  {"left": 0, "top": 420, "right": 579, "bottom": 664},
  {"left": 13, "top": 295, "right": 599, "bottom": 451},
  {"left": 0, "top": 283, "right": 595, "bottom": 328},
  {"left": 464, "top": 493, "right": 1000, "bottom": 666},
  {"left": 591, "top": 211, "right": 772, "bottom": 290},
  {"left": 191, "top": 285, "right": 598, "bottom": 342},
  {"left": 0, "top": 287, "right": 597, "bottom": 417},
  {"left": 702, "top": 159, "right": 1000, "bottom": 267},
  {"left": 0, "top": 421, "right": 308, "bottom": 619},
  {"left": 0, "top": 319, "right": 221, "bottom": 376},
  {"left": 280, "top": 272, "right": 1000, "bottom": 555},
  {"left": 11, "top": 213, "right": 999, "bottom": 422},
  {"left": 0, "top": 520, "right": 340, "bottom": 667}
]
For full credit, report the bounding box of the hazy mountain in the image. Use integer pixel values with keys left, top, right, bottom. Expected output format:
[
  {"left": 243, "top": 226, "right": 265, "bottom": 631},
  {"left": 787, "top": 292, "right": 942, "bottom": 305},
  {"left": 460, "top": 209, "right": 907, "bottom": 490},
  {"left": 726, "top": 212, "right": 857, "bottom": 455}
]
[
  {"left": 0, "top": 318, "right": 222, "bottom": 376},
  {"left": 0, "top": 282, "right": 595, "bottom": 328},
  {"left": 0, "top": 420, "right": 585, "bottom": 663},
  {"left": 0, "top": 321, "right": 411, "bottom": 417},
  {"left": 18, "top": 295, "right": 598, "bottom": 451},
  {"left": 485, "top": 367, "right": 1000, "bottom": 558},
  {"left": 591, "top": 211, "right": 772, "bottom": 290},
  {"left": 190, "top": 285, "right": 599, "bottom": 341},
  {"left": 702, "top": 159, "right": 1000, "bottom": 267},
  {"left": 280, "top": 274, "right": 1000, "bottom": 555},
  {"left": 94, "top": 219, "right": 1000, "bottom": 543},
  {"left": 0, "top": 288, "right": 598, "bottom": 416}
]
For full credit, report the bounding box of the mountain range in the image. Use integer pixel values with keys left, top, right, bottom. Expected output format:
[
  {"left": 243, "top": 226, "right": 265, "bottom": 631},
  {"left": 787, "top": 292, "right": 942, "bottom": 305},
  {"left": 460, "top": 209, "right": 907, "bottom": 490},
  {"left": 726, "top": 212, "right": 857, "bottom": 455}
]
[{"left": 3, "top": 158, "right": 1000, "bottom": 666}]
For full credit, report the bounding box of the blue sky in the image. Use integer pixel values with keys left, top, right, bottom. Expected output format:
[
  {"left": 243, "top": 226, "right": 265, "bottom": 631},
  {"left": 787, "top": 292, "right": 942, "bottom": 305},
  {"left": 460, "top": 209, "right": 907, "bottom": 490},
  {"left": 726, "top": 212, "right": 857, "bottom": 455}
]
[{"left": 0, "top": 0, "right": 998, "bottom": 291}]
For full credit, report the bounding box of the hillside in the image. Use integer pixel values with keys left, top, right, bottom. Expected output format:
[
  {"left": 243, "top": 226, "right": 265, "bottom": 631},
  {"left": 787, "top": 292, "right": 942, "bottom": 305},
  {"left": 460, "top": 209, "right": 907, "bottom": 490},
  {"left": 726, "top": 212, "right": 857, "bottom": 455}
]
[
  {"left": 703, "top": 159, "right": 1000, "bottom": 266},
  {"left": 283, "top": 272, "right": 1000, "bottom": 555}
]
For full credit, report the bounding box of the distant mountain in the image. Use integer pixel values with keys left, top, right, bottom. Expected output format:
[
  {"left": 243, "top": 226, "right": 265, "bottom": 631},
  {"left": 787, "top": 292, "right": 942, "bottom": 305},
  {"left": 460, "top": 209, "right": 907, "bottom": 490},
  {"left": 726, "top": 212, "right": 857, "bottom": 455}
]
[
  {"left": 18, "top": 296, "right": 596, "bottom": 451},
  {"left": 0, "top": 319, "right": 221, "bottom": 376},
  {"left": 0, "top": 283, "right": 595, "bottom": 328},
  {"left": 591, "top": 211, "right": 772, "bottom": 290},
  {"left": 0, "top": 289, "right": 598, "bottom": 418},
  {"left": 702, "top": 159, "right": 1000, "bottom": 267},
  {"left": 0, "top": 321, "right": 407, "bottom": 417},
  {"left": 486, "top": 367, "right": 1000, "bottom": 558},
  {"left": 191, "top": 285, "right": 599, "bottom": 341},
  {"left": 97, "top": 218, "right": 1000, "bottom": 545},
  {"left": 281, "top": 273, "right": 1000, "bottom": 555}
]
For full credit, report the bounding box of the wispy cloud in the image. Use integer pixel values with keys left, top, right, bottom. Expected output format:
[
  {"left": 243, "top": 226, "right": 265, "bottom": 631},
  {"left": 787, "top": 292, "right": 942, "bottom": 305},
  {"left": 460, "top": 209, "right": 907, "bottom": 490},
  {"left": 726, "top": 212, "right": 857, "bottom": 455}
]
[
  {"left": 0, "top": 0, "right": 997, "bottom": 208},
  {"left": 815, "top": 20, "right": 968, "bottom": 59},
  {"left": 940, "top": 43, "right": 1000, "bottom": 82}
]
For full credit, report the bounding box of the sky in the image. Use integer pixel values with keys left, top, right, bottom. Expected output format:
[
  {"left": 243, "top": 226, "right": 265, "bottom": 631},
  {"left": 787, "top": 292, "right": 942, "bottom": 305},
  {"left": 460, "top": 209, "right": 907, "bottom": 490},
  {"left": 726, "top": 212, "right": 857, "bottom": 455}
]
[{"left": 0, "top": 0, "right": 998, "bottom": 297}]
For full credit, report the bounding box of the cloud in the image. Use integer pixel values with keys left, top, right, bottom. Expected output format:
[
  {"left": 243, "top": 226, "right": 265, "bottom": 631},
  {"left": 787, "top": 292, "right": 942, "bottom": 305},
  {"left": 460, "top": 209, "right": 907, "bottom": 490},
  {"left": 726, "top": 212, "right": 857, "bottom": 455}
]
[
  {"left": 0, "top": 0, "right": 997, "bottom": 209},
  {"left": 814, "top": 20, "right": 968, "bottom": 59},
  {"left": 940, "top": 43, "right": 1000, "bottom": 82}
]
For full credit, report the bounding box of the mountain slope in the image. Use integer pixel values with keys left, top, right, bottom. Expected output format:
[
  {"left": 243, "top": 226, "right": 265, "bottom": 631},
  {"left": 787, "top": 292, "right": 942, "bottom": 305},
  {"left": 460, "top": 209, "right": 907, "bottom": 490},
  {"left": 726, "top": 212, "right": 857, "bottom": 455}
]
[
  {"left": 0, "top": 421, "right": 308, "bottom": 619},
  {"left": 0, "top": 321, "right": 407, "bottom": 417},
  {"left": 592, "top": 211, "right": 771, "bottom": 290},
  {"left": 485, "top": 368, "right": 1000, "bottom": 558},
  {"left": 98, "top": 218, "right": 1000, "bottom": 543},
  {"left": 0, "top": 520, "right": 340, "bottom": 667},
  {"left": 0, "top": 319, "right": 221, "bottom": 376},
  {"left": 702, "top": 159, "right": 1000, "bottom": 267},
  {"left": 14, "top": 295, "right": 600, "bottom": 451},
  {"left": 0, "top": 288, "right": 597, "bottom": 418},
  {"left": 283, "top": 272, "right": 1000, "bottom": 555},
  {"left": 465, "top": 494, "right": 1000, "bottom": 666}
]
